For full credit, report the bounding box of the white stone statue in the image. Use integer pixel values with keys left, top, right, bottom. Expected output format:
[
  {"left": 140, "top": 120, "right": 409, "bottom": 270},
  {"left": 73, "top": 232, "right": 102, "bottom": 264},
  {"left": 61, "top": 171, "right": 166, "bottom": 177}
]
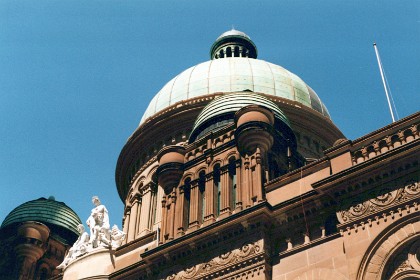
[
  {"left": 110, "top": 225, "right": 126, "bottom": 249},
  {"left": 95, "top": 224, "right": 126, "bottom": 249},
  {"left": 86, "top": 196, "right": 110, "bottom": 248},
  {"left": 57, "top": 224, "right": 89, "bottom": 270}
]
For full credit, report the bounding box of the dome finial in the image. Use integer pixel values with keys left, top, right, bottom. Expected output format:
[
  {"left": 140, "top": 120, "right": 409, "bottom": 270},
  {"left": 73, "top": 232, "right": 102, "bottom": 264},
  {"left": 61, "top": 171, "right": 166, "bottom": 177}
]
[{"left": 210, "top": 29, "right": 258, "bottom": 60}]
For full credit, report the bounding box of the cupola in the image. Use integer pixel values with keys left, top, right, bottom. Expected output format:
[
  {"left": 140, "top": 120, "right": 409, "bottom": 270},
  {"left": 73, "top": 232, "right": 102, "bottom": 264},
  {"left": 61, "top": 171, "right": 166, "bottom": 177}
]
[{"left": 210, "top": 29, "right": 258, "bottom": 59}]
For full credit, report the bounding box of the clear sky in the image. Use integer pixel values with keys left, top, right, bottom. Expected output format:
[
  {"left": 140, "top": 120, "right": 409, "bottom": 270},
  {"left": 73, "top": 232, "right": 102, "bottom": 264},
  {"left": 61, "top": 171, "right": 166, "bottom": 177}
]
[{"left": 1, "top": 1, "right": 419, "bottom": 229}]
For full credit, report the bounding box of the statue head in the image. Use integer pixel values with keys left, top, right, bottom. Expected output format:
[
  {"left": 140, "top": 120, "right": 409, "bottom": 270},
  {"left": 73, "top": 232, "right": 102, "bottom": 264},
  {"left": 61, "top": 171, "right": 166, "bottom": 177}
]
[{"left": 92, "top": 196, "right": 101, "bottom": 206}]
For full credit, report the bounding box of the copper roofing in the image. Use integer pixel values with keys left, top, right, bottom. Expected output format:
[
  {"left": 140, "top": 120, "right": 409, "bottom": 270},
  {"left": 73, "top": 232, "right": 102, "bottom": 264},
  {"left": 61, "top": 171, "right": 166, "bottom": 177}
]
[
  {"left": 189, "top": 92, "right": 292, "bottom": 142},
  {"left": 140, "top": 58, "right": 330, "bottom": 125},
  {"left": 1, "top": 197, "right": 81, "bottom": 238}
]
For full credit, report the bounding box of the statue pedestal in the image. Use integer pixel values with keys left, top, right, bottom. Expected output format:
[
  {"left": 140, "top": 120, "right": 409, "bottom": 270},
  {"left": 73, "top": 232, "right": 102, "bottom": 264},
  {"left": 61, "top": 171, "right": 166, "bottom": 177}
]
[{"left": 63, "top": 248, "right": 115, "bottom": 280}]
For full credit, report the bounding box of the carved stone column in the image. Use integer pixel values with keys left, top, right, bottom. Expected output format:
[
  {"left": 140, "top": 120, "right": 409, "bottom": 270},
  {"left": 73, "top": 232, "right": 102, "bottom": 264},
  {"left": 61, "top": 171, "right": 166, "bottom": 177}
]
[
  {"left": 122, "top": 207, "right": 131, "bottom": 244},
  {"left": 219, "top": 165, "right": 231, "bottom": 218},
  {"left": 167, "top": 188, "right": 177, "bottom": 240},
  {"left": 243, "top": 155, "right": 252, "bottom": 208},
  {"left": 15, "top": 222, "right": 49, "bottom": 280},
  {"left": 154, "top": 184, "right": 164, "bottom": 226},
  {"left": 128, "top": 195, "right": 140, "bottom": 241},
  {"left": 139, "top": 184, "right": 152, "bottom": 236},
  {"left": 157, "top": 145, "right": 185, "bottom": 243},
  {"left": 176, "top": 186, "right": 186, "bottom": 237},
  {"left": 204, "top": 173, "right": 215, "bottom": 225},
  {"left": 252, "top": 147, "right": 264, "bottom": 203},
  {"left": 188, "top": 180, "right": 200, "bottom": 230},
  {"left": 235, "top": 160, "right": 243, "bottom": 211},
  {"left": 159, "top": 195, "right": 167, "bottom": 245}
]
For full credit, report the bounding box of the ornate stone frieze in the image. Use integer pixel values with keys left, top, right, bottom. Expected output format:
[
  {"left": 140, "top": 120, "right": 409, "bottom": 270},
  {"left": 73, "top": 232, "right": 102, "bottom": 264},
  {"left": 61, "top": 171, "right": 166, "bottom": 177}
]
[
  {"left": 161, "top": 240, "right": 263, "bottom": 280},
  {"left": 337, "top": 178, "right": 419, "bottom": 224}
]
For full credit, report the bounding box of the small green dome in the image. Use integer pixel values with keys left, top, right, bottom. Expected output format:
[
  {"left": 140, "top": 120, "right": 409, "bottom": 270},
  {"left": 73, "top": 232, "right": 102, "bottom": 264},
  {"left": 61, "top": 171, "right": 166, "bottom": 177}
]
[
  {"left": 189, "top": 92, "right": 293, "bottom": 142},
  {"left": 1, "top": 197, "right": 81, "bottom": 243}
]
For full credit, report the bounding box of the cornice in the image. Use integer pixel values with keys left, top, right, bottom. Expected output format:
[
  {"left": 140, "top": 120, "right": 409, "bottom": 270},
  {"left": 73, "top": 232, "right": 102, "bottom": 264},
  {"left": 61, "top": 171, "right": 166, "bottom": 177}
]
[
  {"left": 312, "top": 138, "right": 419, "bottom": 194},
  {"left": 141, "top": 202, "right": 272, "bottom": 259}
]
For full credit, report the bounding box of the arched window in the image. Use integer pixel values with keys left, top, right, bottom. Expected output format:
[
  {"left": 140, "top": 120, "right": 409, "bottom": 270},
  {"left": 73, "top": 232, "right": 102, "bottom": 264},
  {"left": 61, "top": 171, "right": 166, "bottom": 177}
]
[
  {"left": 226, "top": 47, "right": 232, "bottom": 57},
  {"left": 214, "top": 164, "right": 221, "bottom": 216},
  {"left": 228, "top": 157, "right": 237, "bottom": 210},
  {"left": 219, "top": 50, "right": 224, "bottom": 58},
  {"left": 234, "top": 46, "right": 239, "bottom": 57},
  {"left": 199, "top": 171, "right": 206, "bottom": 223},
  {"left": 183, "top": 178, "right": 191, "bottom": 229},
  {"left": 150, "top": 184, "right": 158, "bottom": 227}
]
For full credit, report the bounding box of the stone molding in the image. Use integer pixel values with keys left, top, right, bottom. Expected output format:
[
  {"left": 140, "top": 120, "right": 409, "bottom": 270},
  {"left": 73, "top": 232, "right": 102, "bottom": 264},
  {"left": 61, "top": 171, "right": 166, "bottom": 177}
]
[
  {"left": 357, "top": 214, "right": 420, "bottom": 280},
  {"left": 161, "top": 239, "right": 264, "bottom": 280},
  {"left": 337, "top": 179, "right": 420, "bottom": 225}
]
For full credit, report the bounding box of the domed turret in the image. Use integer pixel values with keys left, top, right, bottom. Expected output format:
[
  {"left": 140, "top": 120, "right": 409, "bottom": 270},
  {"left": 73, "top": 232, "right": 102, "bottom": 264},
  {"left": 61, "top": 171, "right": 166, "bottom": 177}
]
[
  {"left": 157, "top": 145, "right": 186, "bottom": 193},
  {"left": 210, "top": 29, "right": 258, "bottom": 59},
  {"left": 1, "top": 197, "right": 81, "bottom": 244},
  {"left": 117, "top": 29, "right": 344, "bottom": 203},
  {"left": 0, "top": 197, "right": 82, "bottom": 279},
  {"left": 189, "top": 92, "right": 294, "bottom": 143}
]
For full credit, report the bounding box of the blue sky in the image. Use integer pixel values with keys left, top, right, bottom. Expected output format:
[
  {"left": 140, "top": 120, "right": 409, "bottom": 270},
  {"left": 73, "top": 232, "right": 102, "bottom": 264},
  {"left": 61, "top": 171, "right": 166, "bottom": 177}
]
[{"left": 1, "top": 1, "right": 419, "bottom": 229}]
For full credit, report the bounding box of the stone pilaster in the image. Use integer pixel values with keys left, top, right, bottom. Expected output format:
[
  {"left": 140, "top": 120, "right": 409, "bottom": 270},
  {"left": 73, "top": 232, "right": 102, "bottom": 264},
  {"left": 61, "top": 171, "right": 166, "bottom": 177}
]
[
  {"left": 176, "top": 186, "right": 186, "bottom": 237},
  {"left": 219, "top": 165, "right": 231, "bottom": 218},
  {"left": 235, "top": 160, "right": 243, "bottom": 211},
  {"left": 139, "top": 184, "right": 152, "bottom": 236},
  {"left": 128, "top": 195, "right": 140, "bottom": 241},
  {"left": 188, "top": 180, "right": 200, "bottom": 230},
  {"left": 204, "top": 173, "right": 215, "bottom": 225}
]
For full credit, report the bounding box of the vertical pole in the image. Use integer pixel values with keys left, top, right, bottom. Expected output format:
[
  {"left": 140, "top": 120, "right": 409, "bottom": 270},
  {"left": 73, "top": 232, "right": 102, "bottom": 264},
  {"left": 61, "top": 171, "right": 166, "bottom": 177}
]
[{"left": 373, "top": 43, "right": 395, "bottom": 122}]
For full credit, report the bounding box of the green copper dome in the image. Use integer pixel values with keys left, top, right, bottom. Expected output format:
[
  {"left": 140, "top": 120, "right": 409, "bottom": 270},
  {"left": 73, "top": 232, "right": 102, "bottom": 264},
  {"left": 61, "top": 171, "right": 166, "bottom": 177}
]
[
  {"left": 189, "top": 92, "right": 294, "bottom": 142},
  {"left": 1, "top": 197, "right": 81, "bottom": 242}
]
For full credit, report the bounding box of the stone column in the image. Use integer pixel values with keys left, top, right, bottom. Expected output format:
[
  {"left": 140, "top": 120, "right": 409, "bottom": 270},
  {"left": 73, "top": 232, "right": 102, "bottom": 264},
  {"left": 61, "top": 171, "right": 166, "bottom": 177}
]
[
  {"left": 253, "top": 147, "right": 264, "bottom": 203},
  {"left": 219, "top": 165, "right": 230, "bottom": 218},
  {"left": 159, "top": 195, "right": 167, "bottom": 244},
  {"left": 15, "top": 222, "right": 49, "bottom": 280},
  {"left": 204, "top": 173, "right": 215, "bottom": 225},
  {"left": 235, "top": 160, "right": 243, "bottom": 211},
  {"left": 188, "top": 180, "right": 200, "bottom": 230},
  {"left": 139, "top": 184, "right": 152, "bottom": 236},
  {"left": 128, "top": 195, "right": 140, "bottom": 241},
  {"left": 176, "top": 186, "right": 185, "bottom": 237},
  {"left": 154, "top": 185, "right": 164, "bottom": 226},
  {"left": 135, "top": 197, "right": 142, "bottom": 237},
  {"left": 243, "top": 156, "right": 252, "bottom": 208},
  {"left": 167, "top": 188, "right": 177, "bottom": 240},
  {"left": 156, "top": 145, "right": 185, "bottom": 243},
  {"left": 122, "top": 207, "right": 131, "bottom": 244}
]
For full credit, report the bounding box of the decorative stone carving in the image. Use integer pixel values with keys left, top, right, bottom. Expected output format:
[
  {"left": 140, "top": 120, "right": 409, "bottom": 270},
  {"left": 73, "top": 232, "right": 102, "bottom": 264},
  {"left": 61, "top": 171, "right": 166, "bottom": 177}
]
[
  {"left": 110, "top": 225, "right": 127, "bottom": 249},
  {"left": 162, "top": 240, "right": 262, "bottom": 280},
  {"left": 86, "top": 196, "right": 111, "bottom": 248},
  {"left": 337, "top": 179, "right": 419, "bottom": 224},
  {"left": 57, "top": 198, "right": 127, "bottom": 271},
  {"left": 56, "top": 224, "right": 89, "bottom": 270},
  {"left": 385, "top": 239, "right": 420, "bottom": 279}
]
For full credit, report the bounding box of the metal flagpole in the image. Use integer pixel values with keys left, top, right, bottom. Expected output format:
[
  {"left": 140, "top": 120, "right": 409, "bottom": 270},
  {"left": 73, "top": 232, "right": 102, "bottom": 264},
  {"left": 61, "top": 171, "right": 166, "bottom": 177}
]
[{"left": 373, "top": 42, "right": 395, "bottom": 122}]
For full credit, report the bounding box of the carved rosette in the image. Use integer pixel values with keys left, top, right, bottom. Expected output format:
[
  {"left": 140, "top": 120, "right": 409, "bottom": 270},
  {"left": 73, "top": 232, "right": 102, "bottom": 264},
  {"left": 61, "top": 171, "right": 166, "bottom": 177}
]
[
  {"left": 337, "top": 179, "right": 419, "bottom": 224},
  {"left": 163, "top": 240, "right": 263, "bottom": 280}
]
